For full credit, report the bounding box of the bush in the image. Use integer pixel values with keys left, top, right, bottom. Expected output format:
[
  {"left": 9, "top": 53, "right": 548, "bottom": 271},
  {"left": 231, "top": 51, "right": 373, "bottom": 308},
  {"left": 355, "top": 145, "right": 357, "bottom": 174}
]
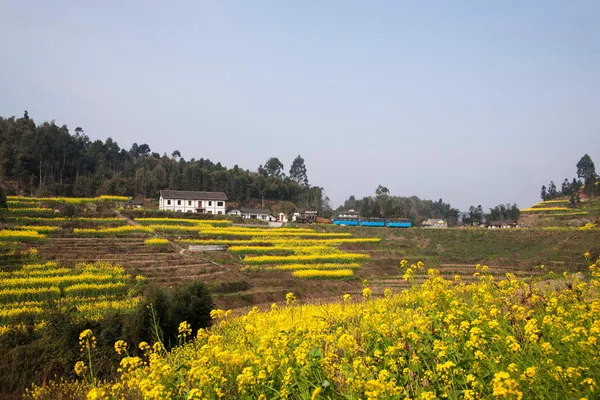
[
  {"left": 0, "top": 281, "right": 214, "bottom": 397},
  {"left": 135, "top": 280, "right": 214, "bottom": 346}
]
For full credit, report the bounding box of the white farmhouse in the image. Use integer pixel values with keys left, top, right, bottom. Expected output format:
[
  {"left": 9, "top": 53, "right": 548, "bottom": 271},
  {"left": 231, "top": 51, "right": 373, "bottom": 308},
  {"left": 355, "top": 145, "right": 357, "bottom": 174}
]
[
  {"left": 159, "top": 190, "right": 228, "bottom": 214},
  {"left": 227, "top": 208, "right": 276, "bottom": 221}
]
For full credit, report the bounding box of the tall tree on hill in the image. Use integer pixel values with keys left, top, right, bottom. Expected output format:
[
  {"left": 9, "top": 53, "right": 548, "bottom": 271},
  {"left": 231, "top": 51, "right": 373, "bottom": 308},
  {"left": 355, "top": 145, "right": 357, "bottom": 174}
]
[
  {"left": 375, "top": 185, "right": 390, "bottom": 217},
  {"left": 576, "top": 154, "right": 596, "bottom": 182},
  {"left": 547, "top": 181, "right": 557, "bottom": 199},
  {"left": 561, "top": 179, "right": 572, "bottom": 196},
  {"left": 263, "top": 157, "right": 284, "bottom": 178},
  {"left": 540, "top": 185, "right": 547, "bottom": 201},
  {"left": 289, "top": 155, "right": 308, "bottom": 187},
  {"left": 576, "top": 154, "right": 597, "bottom": 197}
]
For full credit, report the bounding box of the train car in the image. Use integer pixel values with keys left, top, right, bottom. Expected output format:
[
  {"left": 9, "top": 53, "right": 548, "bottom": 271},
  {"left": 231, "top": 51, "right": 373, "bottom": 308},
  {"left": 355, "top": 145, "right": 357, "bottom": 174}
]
[
  {"left": 386, "top": 219, "right": 413, "bottom": 228},
  {"left": 332, "top": 217, "right": 359, "bottom": 226},
  {"left": 359, "top": 218, "right": 386, "bottom": 227}
]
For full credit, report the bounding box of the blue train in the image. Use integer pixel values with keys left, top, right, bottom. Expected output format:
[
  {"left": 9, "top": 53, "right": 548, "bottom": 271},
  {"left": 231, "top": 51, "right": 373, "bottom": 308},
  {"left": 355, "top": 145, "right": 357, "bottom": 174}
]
[{"left": 332, "top": 217, "right": 412, "bottom": 228}]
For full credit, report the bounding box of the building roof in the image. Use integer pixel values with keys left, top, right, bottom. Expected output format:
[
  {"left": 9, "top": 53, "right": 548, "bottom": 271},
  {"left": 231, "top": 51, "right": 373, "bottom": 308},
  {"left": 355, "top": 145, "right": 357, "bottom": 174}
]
[
  {"left": 239, "top": 208, "right": 272, "bottom": 215},
  {"left": 159, "top": 190, "right": 228, "bottom": 201}
]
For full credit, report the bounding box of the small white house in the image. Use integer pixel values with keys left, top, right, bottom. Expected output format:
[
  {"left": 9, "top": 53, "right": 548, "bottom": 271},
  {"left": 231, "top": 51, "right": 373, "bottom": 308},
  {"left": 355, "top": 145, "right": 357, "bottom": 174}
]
[
  {"left": 422, "top": 219, "right": 448, "bottom": 228},
  {"left": 277, "top": 213, "right": 288, "bottom": 223},
  {"left": 159, "top": 190, "right": 227, "bottom": 214},
  {"left": 227, "top": 208, "right": 276, "bottom": 221}
]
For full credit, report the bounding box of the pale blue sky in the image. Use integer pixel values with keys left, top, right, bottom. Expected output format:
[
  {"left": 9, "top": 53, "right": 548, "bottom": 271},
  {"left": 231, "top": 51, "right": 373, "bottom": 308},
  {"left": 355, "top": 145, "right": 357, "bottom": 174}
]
[{"left": 1, "top": 1, "right": 599, "bottom": 210}]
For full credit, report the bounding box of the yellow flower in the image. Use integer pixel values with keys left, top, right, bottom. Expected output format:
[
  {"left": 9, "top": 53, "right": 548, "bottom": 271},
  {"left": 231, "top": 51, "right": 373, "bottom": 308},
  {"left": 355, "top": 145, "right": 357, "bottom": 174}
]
[
  {"left": 178, "top": 321, "right": 192, "bottom": 340},
  {"left": 362, "top": 287, "right": 372, "bottom": 299},
  {"left": 114, "top": 340, "right": 127, "bottom": 356},
  {"left": 79, "top": 329, "right": 96, "bottom": 351},
  {"left": 286, "top": 292, "right": 296, "bottom": 305},
  {"left": 343, "top": 293, "right": 351, "bottom": 302},
  {"left": 74, "top": 361, "right": 87, "bottom": 376}
]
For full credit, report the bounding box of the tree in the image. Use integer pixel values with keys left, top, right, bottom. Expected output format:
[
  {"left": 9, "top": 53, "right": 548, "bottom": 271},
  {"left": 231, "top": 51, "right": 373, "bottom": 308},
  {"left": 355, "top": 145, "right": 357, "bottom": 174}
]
[
  {"left": 171, "top": 150, "right": 181, "bottom": 160},
  {"left": 289, "top": 155, "right": 308, "bottom": 187},
  {"left": 547, "top": 181, "right": 557, "bottom": 199},
  {"left": 541, "top": 185, "right": 547, "bottom": 201},
  {"left": 0, "top": 186, "right": 7, "bottom": 209},
  {"left": 576, "top": 154, "right": 596, "bottom": 182},
  {"left": 264, "top": 157, "right": 284, "bottom": 178},
  {"left": 561, "top": 179, "right": 572, "bottom": 196},
  {"left": 375, "top": 185, "right": 390, "bottom": 217}
]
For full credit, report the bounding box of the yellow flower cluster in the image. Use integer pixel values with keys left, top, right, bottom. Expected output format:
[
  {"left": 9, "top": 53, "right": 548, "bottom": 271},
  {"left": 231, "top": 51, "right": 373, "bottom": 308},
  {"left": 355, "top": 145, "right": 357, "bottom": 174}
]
[
  {"left": 2, "top": 216, "right": 127, "bottom": 226},
  {"left": 228, "top": 245, "right": 341, "bottom": 256},
  {"left": 7, "top": 195, "right": 129, "bottom": 204},
  {"left": 198, "top": 230, "right": 353, "bottom": 238},
  {"left": 13, "top": 225, "right": 59, "bottom": 233},
  {"left": 134, "top": 218, "right": 232, "bottom": 227},
  {"left": 291, "top": 269, "right": 354, "bottom": 279},
  {"left": 263, "top": 263, "right": 362, "bottom": 271},
  {"left": 0, "top": 261, "right": 139, "bottom": 326},
  {"left": 0, "top": 229, "right": 46, "bottom": 242},
  {"left": 73, "top": 226, "right": 153, "bottom": 236},
  {"left": 144, "top": 238, "right": 170, "bottom": 246},
  {"left": 28, "top": 256, "right": 600, "bottom": 399},
  {"left": 521, "top": 207, "right": 570, "bottom": 212},
  {"left": 177, "top": 237, "right": 381, "bottom": 246},
  {"left": 243, "top": 253, "right": 370, "bottom": 265}
]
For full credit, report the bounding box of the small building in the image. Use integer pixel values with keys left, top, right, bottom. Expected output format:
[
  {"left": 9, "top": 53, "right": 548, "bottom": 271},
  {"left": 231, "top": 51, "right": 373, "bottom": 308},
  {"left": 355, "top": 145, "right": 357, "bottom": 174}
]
[
  {"left": 227, "top": 208, "right": 276, "bottom": 221},
  {"left": 487, "top": 220, "right": 518, "bottom": 229},
  {"left": 338, "top": 209, "right": 360, "bottom": 218},
  {"left": 422, "top": 219, "right": 448, "bottom": 228},
  {"left": 131, "top": 199, "right": 144, "bottom": 209},
  {"left": 159, "top": 190, "right": 227, "bottom": 214},
  {"left": 277, "top": 213, "right": 289, "bottom": 223},
  {"left": 293, "top": 210, "right": 318, "bottom": 223}
]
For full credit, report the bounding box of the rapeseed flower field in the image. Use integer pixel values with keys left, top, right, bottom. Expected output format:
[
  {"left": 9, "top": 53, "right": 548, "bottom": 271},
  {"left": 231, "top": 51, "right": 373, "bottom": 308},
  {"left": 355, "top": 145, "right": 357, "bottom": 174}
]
[
  {"left": 0, "top": 261, "right": 141, "bottom": 327},
  {"left": 27, "top": 256, "right": 600, "bottom": 400}
]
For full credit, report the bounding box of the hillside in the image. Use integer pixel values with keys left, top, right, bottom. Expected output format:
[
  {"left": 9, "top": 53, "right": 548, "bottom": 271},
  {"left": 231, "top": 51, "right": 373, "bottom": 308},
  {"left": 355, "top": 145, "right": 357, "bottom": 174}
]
[{"left": 519, "top": 198, "right": 600, "bottom": 228}]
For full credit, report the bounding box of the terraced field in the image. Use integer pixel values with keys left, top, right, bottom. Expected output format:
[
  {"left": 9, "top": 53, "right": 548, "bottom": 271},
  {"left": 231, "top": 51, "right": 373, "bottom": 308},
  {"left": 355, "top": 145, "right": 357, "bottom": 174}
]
[{"left": 3, "top": 195, "right": 600, "bottom": 312}]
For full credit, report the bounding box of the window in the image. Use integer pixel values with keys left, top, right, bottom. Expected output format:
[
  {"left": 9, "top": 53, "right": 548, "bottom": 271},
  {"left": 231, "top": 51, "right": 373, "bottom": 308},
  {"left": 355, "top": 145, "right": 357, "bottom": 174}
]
[
  {"left": 217, "top": 211, "right": 222, "bottom": 215},
  {"left": 177, "top": 200, "right": 181, "bottom": 205},
  {"left": 187, "top": 210, "right": 192, "bottom": 213},
  {"left": 208, "top": 201, "right": 212, "bottom": 206},
  {"left": 188, "top": 201, "right": 192, "bottom": 206},
  {"left": 208, "top": 210, "right": 213, "bottom": 214},
  {"left": 262, "top": 215, "right": 267, "bottom": 220},
  {"left": 167, "top": 200, "right": 171, "bottom": 205},
  {"left": 217, "top": 201, "right": 223, "bottom": 207}
]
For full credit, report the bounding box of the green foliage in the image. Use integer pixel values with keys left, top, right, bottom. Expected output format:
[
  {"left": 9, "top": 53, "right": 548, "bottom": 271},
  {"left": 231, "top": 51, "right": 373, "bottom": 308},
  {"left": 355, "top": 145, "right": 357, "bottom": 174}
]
[
  {"left": 486, "top": 203, "right": 520, "bottom": 221},
  {"left": 289, "top": 155, "right": 308, "bottom": 187},
  {"left": 0, "top": 187, "right": 6, "bottom": 209},
  {"left": 338, "top": 188, "right": 459, "bottom": 225},
  {"left": 0, "top": 281, "right": 214, "bottom": 397},
  {"left": 0, "top": 114, "right": 321, "bottom": 207}
]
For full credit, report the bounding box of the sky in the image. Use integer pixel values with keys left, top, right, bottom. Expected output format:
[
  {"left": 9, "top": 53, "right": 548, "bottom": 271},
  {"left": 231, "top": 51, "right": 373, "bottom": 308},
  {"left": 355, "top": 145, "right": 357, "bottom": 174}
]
[{"left": 1, "top": 1, "right": 599, "bottom": 211}]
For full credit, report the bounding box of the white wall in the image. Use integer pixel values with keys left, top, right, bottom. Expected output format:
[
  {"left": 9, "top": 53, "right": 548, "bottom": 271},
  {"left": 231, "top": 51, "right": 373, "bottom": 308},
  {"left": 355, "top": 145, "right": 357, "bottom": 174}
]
[{"left": 159, "top": 196, "right": 226, "bottom": 214}]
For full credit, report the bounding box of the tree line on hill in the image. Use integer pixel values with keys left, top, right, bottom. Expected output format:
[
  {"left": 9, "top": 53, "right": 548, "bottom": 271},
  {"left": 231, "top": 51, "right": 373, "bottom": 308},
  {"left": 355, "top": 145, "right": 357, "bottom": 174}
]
[
  {"left": 462, "top": 203, "right": 520, "bottom": 226},
  {"left": 540, "top": 154, "right": 599, "bottom": 205},
  {"left": 0, "top": 112, "right": 329, "bottom": 212},
  {"left": 336, "top": 186, "right": 521, "bottom": 226},
  {"left": 336, "top": 185, "right": 461, "bottom": 225}
]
